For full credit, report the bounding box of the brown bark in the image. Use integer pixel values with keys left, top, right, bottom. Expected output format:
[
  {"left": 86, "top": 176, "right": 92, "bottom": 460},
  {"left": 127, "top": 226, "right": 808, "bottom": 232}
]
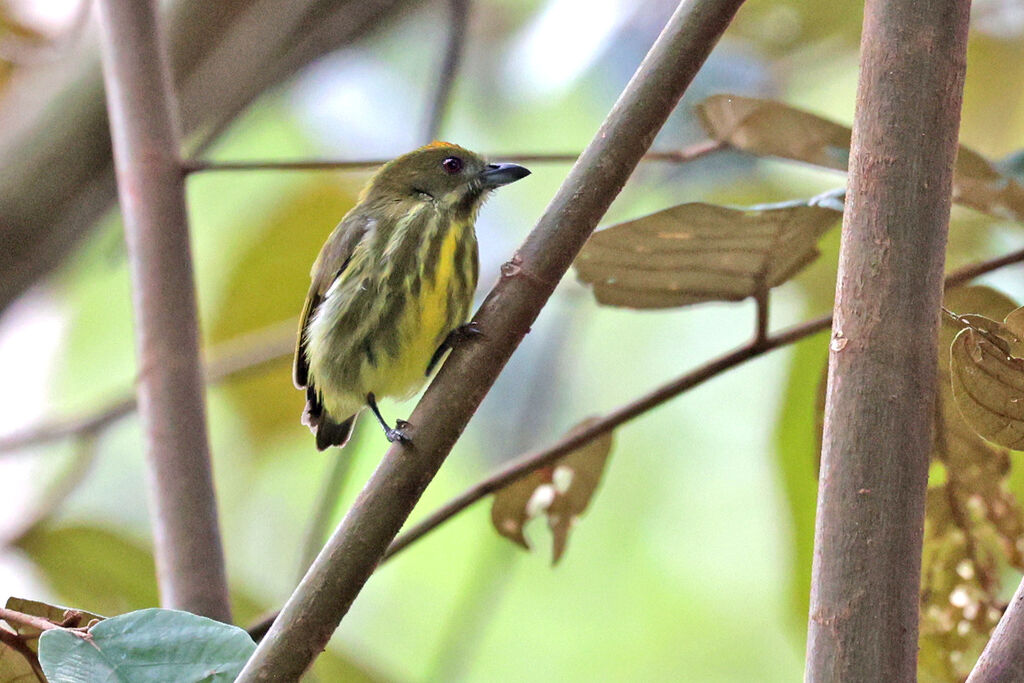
[
  {"left": 96, "top": 0, "right": 230, "bottom": 621},
  {"left": 805, "top": 0, "right": 971, "bottom": 679}
]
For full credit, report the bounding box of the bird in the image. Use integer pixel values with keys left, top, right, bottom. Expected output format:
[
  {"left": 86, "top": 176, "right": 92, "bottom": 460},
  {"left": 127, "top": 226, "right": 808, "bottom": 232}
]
[{"left": 293, "top": 142, "right": 530, "bottom": 450}]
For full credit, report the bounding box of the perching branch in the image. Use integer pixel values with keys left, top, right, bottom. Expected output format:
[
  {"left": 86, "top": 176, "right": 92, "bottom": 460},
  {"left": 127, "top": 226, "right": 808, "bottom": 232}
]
[
  {"left": 96, "top": 0, "right": 230, "bottom": 621},
  {"left": 421, "top": 0, "right": 470, "bottom": 142},
  {"left": 968, "top": 581, "right": 1024, "bottom": 681},
  {"left": 236, "top": 0, "right": 747, "bottom": 678},
  {"left": 805, "top": 0, "right": 970, "bottom": 678}
]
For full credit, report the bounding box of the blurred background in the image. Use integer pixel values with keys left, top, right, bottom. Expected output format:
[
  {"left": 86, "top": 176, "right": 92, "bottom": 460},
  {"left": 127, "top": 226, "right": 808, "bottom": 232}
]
[{"left": 1, "top": 0, "right": 1023, "bottom": 680}]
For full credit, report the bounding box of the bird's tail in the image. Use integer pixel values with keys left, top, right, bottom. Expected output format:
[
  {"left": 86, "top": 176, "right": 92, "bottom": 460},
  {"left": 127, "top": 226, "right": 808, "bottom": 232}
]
[
  {"left": 302, "top": 394, "right": 357, "bottom": 450},
  {"left": 315, "top": 414, "right": 356, "bottom": 450}
]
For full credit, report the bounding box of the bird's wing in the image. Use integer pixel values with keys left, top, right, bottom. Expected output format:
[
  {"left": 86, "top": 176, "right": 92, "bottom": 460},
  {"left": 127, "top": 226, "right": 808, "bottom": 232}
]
[{"left": 293, "top": 212, "right": 373, "bottom": 390}]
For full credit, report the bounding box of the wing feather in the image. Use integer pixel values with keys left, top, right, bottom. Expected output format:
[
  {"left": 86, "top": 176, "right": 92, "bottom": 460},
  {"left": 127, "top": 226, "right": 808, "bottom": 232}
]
[{"left": 293, "top": 212, "right": 373, "bottom": 390}]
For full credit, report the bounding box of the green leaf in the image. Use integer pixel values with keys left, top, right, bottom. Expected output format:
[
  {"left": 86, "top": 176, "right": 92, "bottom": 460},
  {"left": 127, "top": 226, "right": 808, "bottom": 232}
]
[
  {"left": 574, "top": 198, "right": 839, "bottom": 309},
  {"left": 697, "top": 94, "right": 1024, "bottom": 222},
  {"left": 38, "top": 608, "right": 255, "bottom": 683},
  {"left": 491, "top": 418, "right": 613, "bottom": 564}
]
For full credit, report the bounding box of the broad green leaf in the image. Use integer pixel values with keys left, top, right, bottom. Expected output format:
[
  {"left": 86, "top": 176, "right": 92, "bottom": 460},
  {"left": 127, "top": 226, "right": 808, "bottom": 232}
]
[
  {"left": 38, "top": 608, "right": 255, "bottom": 683},
  {"left": 696, "top": 94, "right": 1024, "bottom": 222},
  {"left": 574, "top": 199, "right": 839, "bottom": 309},
  {"left": 491, "top": 418, "right": 613, "bottom": 563}
]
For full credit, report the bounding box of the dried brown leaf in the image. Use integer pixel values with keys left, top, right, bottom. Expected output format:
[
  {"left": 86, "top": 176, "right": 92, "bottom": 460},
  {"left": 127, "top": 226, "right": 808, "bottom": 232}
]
[
  {"left": 695, "top": 94, "right": 850, "bottom": 171},
  {"left": 697, "top": 94, "right": 1024, "bottom": 221},
  {"left": 574, "top": 201, "right": 838, "bottom": 309},
  {"left": 918, "top": 287, "right": 1024, "bottom": 680},
  {"left": 950, "top": 308, "right": 1024, "bottom": 450},
  {"left": 491, "top": 418, "right": 613, "bottom": 564}
]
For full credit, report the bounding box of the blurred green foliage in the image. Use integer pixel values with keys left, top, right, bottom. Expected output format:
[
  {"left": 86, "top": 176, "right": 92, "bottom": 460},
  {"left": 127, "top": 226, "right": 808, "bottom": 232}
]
[{"left": 2, "top": 0, "right": 1024, "bottom": 681}]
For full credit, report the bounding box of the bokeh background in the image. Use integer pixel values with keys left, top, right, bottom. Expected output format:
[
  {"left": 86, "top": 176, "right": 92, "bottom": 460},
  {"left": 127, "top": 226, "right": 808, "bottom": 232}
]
[{"left": 2, "top": 0, "right": 1024, "bottom": 680}]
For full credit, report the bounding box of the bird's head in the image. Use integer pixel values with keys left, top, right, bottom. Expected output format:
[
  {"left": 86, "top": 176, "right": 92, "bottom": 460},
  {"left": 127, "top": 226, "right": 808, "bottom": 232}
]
[{"left": 363, "top": 142, "right": 530, "bottom": 216}]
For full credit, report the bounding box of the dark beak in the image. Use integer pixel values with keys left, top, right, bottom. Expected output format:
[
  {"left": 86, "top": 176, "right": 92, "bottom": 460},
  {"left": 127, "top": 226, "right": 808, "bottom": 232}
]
[{"left": 479, "top": 162, "right": 530, "bottom": 188}]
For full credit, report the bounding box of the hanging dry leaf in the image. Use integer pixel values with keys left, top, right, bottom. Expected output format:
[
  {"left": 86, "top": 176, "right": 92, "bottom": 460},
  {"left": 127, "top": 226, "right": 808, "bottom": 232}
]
[
  {"left": 696, "top": 94, "right": 1024, "bottom": 222},
  {"left": 953, "top": 147, "right": 1024, "bottom": 222},
  {"left": 573, "top": 200, "right": 839, "bottom": 309},
  {"left": 918, "top": 287, "right": 1024, "bottom": 681},
  {"left": 950, "top": 307, "right": 1024, "bottom": 450},
  {"left": 491, "top": 418, "right": 613, "bottom": 564},
  {"left": 696, "top": 94, "right": 851, "bottom": 171}
]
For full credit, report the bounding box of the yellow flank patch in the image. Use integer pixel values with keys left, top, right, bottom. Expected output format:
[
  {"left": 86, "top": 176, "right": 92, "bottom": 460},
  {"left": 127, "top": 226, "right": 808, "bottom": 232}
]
[{"left": 371, "top": 221, "right": 466, "bottom": 399}]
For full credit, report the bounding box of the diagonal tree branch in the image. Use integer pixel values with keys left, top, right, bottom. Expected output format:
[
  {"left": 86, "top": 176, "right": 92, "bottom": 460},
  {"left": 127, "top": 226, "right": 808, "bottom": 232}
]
[
  {"left": 236, "top": 0, "right": 747, "bottom": 678},
  {"left": 968, "top": 579, "right": 1024, "bottom": 681},
  {"left": 805, "top": 0, "right": 971, "bottom": 678},
  {"left": 96, "top": 0, "right": 230, "bottom": 621}
]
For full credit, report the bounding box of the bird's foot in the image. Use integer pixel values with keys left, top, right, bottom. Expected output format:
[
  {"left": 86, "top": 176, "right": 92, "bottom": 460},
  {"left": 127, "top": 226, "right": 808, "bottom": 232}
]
[
  {"left": 427, "top": 322, "right": 485, "bottom": 375},
  {"left": 385, "top": 419, "right": 412, "bottom": 444}
]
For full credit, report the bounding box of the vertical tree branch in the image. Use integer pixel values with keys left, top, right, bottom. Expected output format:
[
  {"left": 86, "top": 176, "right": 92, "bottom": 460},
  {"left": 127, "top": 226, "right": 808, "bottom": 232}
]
[
  {"left": 96, "top": 0, "right": 231, "bottom": 621},
  {"left": 805, "top": 0, "right": 970, "bottom": 679},
  {"left": 237, "top": 0, "right": 746, "bottom": 679}
]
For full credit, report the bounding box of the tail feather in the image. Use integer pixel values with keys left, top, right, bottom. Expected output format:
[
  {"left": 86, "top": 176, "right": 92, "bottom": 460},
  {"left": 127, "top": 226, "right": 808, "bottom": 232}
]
[
  {"left": 301, "top": 386, "right": 357, "bottom": 450},
  {"left": 314, "top": 414, "right": 356, "bottom": 451}
]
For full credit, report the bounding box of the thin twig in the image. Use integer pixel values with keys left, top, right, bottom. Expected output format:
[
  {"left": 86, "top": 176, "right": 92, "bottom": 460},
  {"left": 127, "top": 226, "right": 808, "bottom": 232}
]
[
  {"left": 0, "top": 320, "right": 295, "bottom": 455},
  {"left": 754, "top": 289, "right": 770, "bottom": 344},
  {"left": 96, "top": 0, "right": 230, "bottom": 621},
  {"left": 421, "top": 0, "right": 470, "bottom": 142},
  {"left": 0, "top": 608, "right": 63, "bottom": 633},
  {"left": 180, "top": 142, "right": 726, "bottom": 174}
]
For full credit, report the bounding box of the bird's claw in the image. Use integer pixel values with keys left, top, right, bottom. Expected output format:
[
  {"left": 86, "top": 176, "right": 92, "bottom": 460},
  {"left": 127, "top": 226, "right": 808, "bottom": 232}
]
[{"left": 385, "top": 423, "right": 411, "bottom": 444}]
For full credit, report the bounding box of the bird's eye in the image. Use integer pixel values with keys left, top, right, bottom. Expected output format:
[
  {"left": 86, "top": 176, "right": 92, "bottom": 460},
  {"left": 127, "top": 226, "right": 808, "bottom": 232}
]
[{"left": 441, "top": 156, "right": 463, "bottom": 174}]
